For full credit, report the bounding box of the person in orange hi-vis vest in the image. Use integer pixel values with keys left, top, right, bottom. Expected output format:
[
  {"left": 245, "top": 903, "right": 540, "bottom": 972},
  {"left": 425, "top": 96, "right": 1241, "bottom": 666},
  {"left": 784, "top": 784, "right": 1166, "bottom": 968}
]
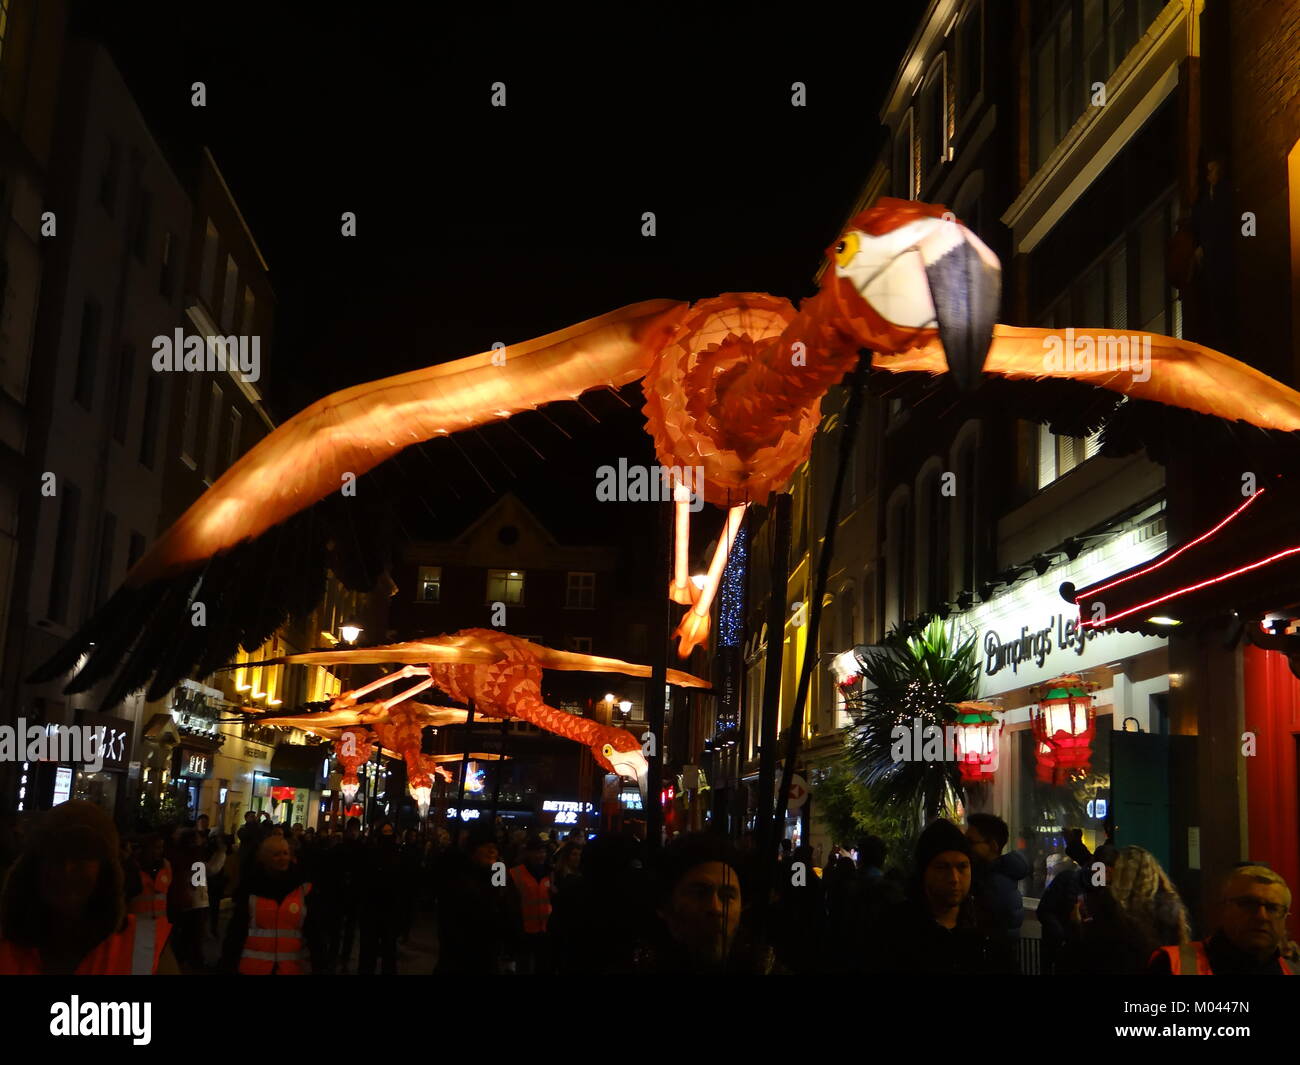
[
  {"left": 124, "top": 834, "right": 174, "bottom": 973},
  {"left": 0, "top": 801, "right": 179, "bottom": 974},
  {"left": 220, "top": 834, "right": 318, "bottom": 975},
  {"left": 1150, "top": 864, "right": 1295, "bottom": 975},
  {"left": 508, "top": 836, "right": 553, "bottom": 975}
]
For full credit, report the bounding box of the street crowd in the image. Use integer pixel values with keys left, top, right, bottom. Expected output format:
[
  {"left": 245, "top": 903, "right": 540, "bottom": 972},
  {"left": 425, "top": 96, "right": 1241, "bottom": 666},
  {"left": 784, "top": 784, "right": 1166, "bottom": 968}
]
[{"left": 0, "top": 801, "right": 1294, "bottom": 975}]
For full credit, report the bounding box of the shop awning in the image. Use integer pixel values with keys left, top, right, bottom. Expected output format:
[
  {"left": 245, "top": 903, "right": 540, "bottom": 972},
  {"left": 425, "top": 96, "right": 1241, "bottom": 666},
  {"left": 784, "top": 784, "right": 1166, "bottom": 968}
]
[
  {"left": 1066, "top": 484, "right": 1300, "bottom": 640},
  {"left": 269, "top": 743, "right": 327, "bottom": 790}
]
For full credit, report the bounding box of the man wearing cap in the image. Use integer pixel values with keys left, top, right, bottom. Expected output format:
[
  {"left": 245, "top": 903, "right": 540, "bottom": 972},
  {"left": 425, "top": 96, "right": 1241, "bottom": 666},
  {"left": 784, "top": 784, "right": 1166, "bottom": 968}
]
[
  {"left": 1149, "top": 864, "right": 1295, "bottom": 974},
  {"left": 864, "top": 818, "right": 1018, "bottom": 975},
  {"left": 0, "top": 801, "right": 179, "bottom": 974}
]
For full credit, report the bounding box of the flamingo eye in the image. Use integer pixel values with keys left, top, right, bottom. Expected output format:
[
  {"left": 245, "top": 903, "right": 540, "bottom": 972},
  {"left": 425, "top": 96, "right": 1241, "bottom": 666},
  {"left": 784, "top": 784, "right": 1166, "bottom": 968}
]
[
  {"left": 601, "top": 744, "right": 614, "bottom": 758},
  {"left": 834, "top": 230, "right": 859, "bottom": 268}
]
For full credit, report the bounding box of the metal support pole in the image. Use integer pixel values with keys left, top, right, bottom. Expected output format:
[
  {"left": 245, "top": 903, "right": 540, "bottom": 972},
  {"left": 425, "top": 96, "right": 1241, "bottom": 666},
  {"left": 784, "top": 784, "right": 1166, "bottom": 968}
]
[
  {"left": 488, "top": 714, "right": 508, "bottom": 826},
  {"left": 776, "top": 359, "right": 868, "bottom": 837},
  {"left": 453, "top": 698, "right": 476, "bottom": 847},
  {"left": 645, "top": 498, "right": 672, "bottom": 856},
  {"left": 753, "top": 492, "right": 793, "bottom": 936}
]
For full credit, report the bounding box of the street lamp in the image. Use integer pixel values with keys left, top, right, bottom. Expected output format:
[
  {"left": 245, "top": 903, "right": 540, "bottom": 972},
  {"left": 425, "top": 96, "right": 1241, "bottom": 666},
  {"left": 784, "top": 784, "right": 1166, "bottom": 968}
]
[
  {"left": 340, "top": 622, "right": 363, "bottom": 644},
  {"left": 618, "top": 700, "right": 632, "bottom": 723}
]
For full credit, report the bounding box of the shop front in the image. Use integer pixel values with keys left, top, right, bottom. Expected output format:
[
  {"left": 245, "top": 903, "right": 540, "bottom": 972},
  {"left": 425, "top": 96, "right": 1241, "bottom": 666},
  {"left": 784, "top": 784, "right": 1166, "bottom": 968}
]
[
  {"left": 956, "top": 537, "right": 1171, "bottom": 899},
  {"left": 71, "top": 710, "right": 134, "bottom": 825}
]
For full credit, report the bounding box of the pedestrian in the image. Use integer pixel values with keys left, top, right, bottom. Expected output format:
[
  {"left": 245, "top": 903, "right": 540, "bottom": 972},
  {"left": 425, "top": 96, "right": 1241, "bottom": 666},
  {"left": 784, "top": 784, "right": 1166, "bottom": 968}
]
[
  {"left": 1059, "top": 845, "right": 1188, "bottom": 975},
  {"left": 435, "top": 827, "right": 512, "bottom": 974},
  {"left": 207, "top": 832, "right": 228, "bottom": 936},
  {"left": 237, "top": 810, "right": 261, "bottom": 855},
  {"left": 1149, "top": 863, "right": 1293, "bottom": 974},
  {"left": 864, "top": 819, "right": 1018, "bottom": 975},
  {"left": 219, "top": 834, "right": 320, "bottom": 974},
  {"left": 358, "top": 822, "right": 404, "bottom": 975},
  {"left": 824, "top": 835, "right": 903, "bottom": 972},
  {"left": 634, "top": 832, "right": 770, "bottom": 974},
  {"left": 965, "top": 813, "right": 1030, "bottom": 934},
  {"left": 769, "top": 842, "right": 825, "bottom": 972},
  {"left": 0, "top": 801, "right": 179, "bottom": 973},
  {"left": 508, "top": 836, "right": 553, "bottom": 974}
]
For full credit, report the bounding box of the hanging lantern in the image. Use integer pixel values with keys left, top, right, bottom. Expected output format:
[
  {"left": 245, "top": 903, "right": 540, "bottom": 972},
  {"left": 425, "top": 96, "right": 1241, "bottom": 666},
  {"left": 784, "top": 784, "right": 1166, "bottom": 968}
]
[
  {"left": 334, "top": 727, "right": 374, "bottom": 801},
  {"left": 270, "top": 785, "right": 296, "bottom": 804},
  {"left": 951, "top": 700, "right": 1002, "bottom": 782},
  {"left": 1031, "top": 674, "right": 1098, "bottom": 785}
]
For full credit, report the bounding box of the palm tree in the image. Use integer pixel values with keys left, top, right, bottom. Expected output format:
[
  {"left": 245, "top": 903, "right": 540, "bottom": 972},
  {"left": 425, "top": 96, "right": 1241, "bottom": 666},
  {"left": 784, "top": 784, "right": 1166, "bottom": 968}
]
[{"left": 842, "top": 617, "right": 981, "bottom": 827}]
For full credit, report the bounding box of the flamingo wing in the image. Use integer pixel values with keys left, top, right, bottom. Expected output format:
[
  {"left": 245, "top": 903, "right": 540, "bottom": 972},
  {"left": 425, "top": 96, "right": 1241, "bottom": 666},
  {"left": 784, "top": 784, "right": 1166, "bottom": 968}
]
[
  {"left": 29, "top": 299, "right": 686, "bottom": 711},
  {"left": 873, "top": 326, "right": 1300, "bottom": 467},
  {"left": 227, "top": 635, "right": 507, "bottom": 668}
]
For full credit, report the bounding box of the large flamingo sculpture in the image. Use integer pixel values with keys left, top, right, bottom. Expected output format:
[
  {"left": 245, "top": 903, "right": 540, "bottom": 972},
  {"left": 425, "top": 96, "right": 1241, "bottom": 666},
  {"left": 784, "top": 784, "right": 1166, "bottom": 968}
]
[
  {"left": 236, "top": 629, "right": 709, "bottom": 798},
  {"left": 32, "top": 198, "right": 1300, "bottom": 707}
]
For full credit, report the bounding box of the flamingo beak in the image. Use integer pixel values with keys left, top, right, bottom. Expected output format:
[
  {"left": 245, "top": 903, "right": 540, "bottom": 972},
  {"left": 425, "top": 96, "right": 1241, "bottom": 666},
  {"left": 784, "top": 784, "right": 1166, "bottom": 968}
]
[
  {"left": 609, "top": 745, "right": 651, "bottom": 801},
  {"left": 923, "top": 229, "right": 1001, "bottom": 391}
]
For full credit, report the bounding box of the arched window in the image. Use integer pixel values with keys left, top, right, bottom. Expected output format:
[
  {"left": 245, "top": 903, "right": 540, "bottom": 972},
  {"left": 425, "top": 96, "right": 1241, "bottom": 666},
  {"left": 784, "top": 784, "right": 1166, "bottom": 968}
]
[
  {"left": 884, "top": 488, "right": 911, "bottom": 631},
  {"left": 915, "top": 459, "right": 949, "bottom": 614},
  {"left": 950, "top": 423, "right": 981, "bottom": 596}
]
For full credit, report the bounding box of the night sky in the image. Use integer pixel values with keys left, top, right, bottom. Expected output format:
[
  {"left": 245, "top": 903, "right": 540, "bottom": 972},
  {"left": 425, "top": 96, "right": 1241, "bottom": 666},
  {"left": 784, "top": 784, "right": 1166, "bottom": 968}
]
[{"left": 71, "top": 1, "right": 926, "bottom": 565}]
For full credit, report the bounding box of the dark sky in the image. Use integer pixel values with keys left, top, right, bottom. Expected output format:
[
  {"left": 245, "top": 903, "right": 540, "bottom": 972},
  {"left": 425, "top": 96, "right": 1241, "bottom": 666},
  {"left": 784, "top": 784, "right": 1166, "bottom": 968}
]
[{"left": 71, "top": 1, "right": 926, "bottom": 558}]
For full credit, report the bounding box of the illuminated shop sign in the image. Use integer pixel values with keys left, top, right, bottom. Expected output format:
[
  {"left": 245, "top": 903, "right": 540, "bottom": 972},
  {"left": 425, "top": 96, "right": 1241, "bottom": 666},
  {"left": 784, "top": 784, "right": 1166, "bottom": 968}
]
[
  {"left": 959, "top": 538, "right": 1170, "bottom": 696},
  {"left": 542, "top": 799, "right": 594, "bottom": 824}
]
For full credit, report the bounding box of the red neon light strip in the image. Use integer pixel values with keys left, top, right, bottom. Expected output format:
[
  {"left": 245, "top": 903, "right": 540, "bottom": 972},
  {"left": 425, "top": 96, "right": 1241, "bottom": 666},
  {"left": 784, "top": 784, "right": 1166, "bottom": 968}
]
[
  {"left": 1081, "top": 541, "right": 1300, "bottom": 629},
  {"left": 1077, "top": 488, "right": 1266, "bottom": 605}
]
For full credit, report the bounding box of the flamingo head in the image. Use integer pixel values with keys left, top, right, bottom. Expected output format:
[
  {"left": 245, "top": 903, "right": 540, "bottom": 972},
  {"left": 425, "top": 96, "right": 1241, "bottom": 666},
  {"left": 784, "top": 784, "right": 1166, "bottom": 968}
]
[
  {"left": 821, "top": 197, "right": 1001, "bottom": 389},
  {"left": 596, "top": 730, "right": 649, "bottom": 800}
]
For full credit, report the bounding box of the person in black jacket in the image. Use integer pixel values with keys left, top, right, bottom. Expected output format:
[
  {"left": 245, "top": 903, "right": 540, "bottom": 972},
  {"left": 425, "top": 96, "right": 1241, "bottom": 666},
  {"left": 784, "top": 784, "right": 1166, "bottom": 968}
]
[
  {"left": 434, "top": 827, "right": 512, "bottom": 974},
  {"left": 966, "top": 813, "right": 1030, "bottom": 934},
  {"left": 358, "top": 822, "right": 404, "bottom": 974},
  {"left": 865, "top": 819, "right": 1017, "bottom": 976}
]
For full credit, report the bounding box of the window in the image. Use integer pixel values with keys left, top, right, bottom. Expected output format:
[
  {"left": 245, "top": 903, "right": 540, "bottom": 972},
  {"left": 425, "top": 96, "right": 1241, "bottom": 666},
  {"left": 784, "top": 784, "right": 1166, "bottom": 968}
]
[
  {"left": 221, "top": 254, "right": 239, "bottom": 332},
  {"left": 48, "top": 481, "right": 80, "bottom": 623},
  {"left": 486, "top": 569, "right": 525, "bottom": 604},
  {"left": 417, "top": 566, "right": 442, "bottom": 603},
  {"left": 1037, "top": 423, "right": 1101, "bottom": 488},
  {"left": 74, "top": 300, "right": 101, "bottom": 409},
  {"left": 567, "top": 636, "right": 592, "bottom": 654},
  {"left": 566, "top": 571, "right": 595, "bottom": 609},
  {"left": 132, "top": 186, "right": 151, "bottom": 262},
  {"left": 93, "top": 512, "right": 116, "bottom": 610},
  {"left": 227, "top": 407, "right": 242, "bottom": 469},
  {"left": 240, "top": 286, "right": 256, "bottom": 335},
  {"left": 893, "top": 111, "right": 914, "bottom": 199},
  {"left": 160, "top": 230, "right": 176, "bottom": 300},
  {"left": 203, "top": 383, "right": 223, "bottom": 483},
  {"left": 180, "top": 376, "right": 199, "bottom": 469},
  {"left": 884, "top": 490, "right": 911, "bottom": 631},
  {"left": 127, "top": 530, "right": 146, "bottom": 570},
  {"left": 1137, "top": 197, "right": 1180, "bottom": 336},
  {"left": 956, "top": 1, "right": 983, "bottom": 119},
  {"left": 0, "top": 1, "right": 9, "bottom": 69},
  {"left": 916, "top": 464, "right": 950, "bottom": 612},
  {"left": 954, "top": 436, "right": 979, "bottom": 593},
  {"left": 111, "top": 345, "right": 134, "bottom": 445},
  {"left": 1034, "top": 1, "right": 1164, "bottom": 170},
  {"left": 139, "top": 371, "right": 163, "bottom": 469},
  {"left": 199, "top": 221, "right": 219, "bottom": 311},
  {"left": 920, "top": 55, "right": 947, "bottom": 186},
  {"left": 98, "top": 138, "right": 119, "bottom": 215}
]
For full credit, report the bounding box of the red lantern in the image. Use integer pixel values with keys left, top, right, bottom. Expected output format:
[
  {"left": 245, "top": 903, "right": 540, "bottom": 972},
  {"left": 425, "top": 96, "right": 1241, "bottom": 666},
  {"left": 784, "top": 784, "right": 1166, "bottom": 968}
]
[
  {"left": 335, "top": 727, "right": 374, "bottom": 802},
  {"left": 1031, "top": 674, "right": 1097, "bottom": 786},
  {"left": 270, "top": 785, "right": 296, "bottom": 803},
  {"left": 951, "top": 701, "right": 1002, "bottom": 782}
]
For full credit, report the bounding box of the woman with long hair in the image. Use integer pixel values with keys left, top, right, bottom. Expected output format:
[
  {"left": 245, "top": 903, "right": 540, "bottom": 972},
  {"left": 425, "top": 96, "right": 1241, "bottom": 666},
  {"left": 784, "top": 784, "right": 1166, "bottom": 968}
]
[{"left": 1057, "top": 844, "right": 1190, "bottom": 974}]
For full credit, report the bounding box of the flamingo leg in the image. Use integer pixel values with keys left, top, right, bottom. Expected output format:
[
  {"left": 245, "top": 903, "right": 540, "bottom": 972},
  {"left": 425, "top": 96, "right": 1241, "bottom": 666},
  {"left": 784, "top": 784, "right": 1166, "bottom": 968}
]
[
  {"left": 673, "top": 503, "right": 747, "bottom": 656},
  {"left": 332, "top": 664, "right": 430, "bottom": 708},
  {"left": 379, "top": 677, "right": 434, "bottom": 712},
  {"left": 669, "top": 478, "right": 694, "bottom": 605}
]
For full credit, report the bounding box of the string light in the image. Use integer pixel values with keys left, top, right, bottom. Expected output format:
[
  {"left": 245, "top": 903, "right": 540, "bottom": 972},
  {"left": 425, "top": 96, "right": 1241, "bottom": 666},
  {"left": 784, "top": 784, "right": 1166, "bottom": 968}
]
[{"left": 719, "top": 524, "right": 747, "bottom": 648}]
